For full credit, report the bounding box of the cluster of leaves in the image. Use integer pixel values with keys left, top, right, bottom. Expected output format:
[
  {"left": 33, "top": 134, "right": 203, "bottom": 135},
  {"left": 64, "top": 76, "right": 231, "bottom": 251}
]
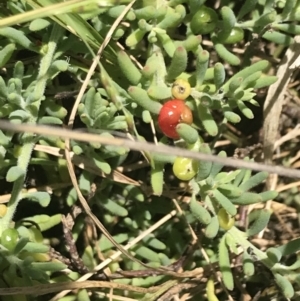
[
  {"left": 0, "top": 220, "right": 66, "bottom": 295},
  {"left": 0, "top": 0, "right": 300, "bottom": 300}
]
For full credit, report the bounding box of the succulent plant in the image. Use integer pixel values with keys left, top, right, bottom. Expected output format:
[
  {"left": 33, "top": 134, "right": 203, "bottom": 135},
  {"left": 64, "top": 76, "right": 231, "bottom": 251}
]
[{"left": 0, "top": 0, "right": 299, "bottom": 300}]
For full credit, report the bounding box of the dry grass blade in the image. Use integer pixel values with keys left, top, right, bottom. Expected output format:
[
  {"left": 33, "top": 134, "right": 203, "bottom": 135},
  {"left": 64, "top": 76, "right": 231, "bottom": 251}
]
[
  {"left": 274, "top": 125, "right": 300, "bottom": 149},
  {"left": 95, "top": 293, "right": 137, "bottom": 301},
  {"left": 0, "top": 0, "right": 109, "bottom": 28},
  {"left": 0, "top": 280, "right": 159, "bottom": 296},
  {"left": 34, "top": 144, "right": 140, "bottom": 185},
  {"left": 49, "top": 209, "right": 180, "bottom": 301},
  {"left": 66, "top": 0, "right": 137, "bottom": 128},
  {"left": 264, "top": 35, "right": 300, "bottom": 169},
  {"left": 63, "top": 0, "right": 149, "bottom": 279},
  {"left": 276, "top": 180, "right": 300, "bottom": 193},
  {"left": 261, "top": 35, "right": 300, "bottom": 237}
]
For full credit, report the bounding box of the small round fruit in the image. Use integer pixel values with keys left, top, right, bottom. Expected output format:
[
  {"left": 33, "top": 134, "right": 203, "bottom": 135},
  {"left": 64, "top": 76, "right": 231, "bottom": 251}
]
[
  {"left": 190, "top": 6, "right": 218, "bottom": 35},
  {"left": 173, "top": 157, "right": 199, "bottom": 181},
  {"left": 0, "top": 204, "right": 7, "bottom": 217},
  {"left": 158, "top": 99, "right": 193, "bottom": 139},
  {"left": 172, "top": 79, "right": 191, "bottom": 100},
  {"left": 223, "top": 28, "right": 244, "bottom": 44},
  {"left": 217, "top": 208, "right": 235, "bottom": 230},
  {"left": 1, "top": 228, "right": 19, "bottom": 252}
]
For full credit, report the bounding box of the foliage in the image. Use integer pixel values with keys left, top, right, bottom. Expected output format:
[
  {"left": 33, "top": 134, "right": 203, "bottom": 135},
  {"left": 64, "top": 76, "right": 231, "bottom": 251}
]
[{"left": 0, "top": 0, "right": 300, "bottom": 300}]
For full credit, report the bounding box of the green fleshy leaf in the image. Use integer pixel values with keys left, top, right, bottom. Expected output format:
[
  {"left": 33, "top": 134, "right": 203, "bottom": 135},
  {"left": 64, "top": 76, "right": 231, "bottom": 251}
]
[
  {"left": 222, "top": 60, "right": 269, "bottom": 92},
  {"left": 231, "top": 192, "right": 262, "bottom": 205},
  {"left": 135, "top": 6, "right": 157, "bottom": 20},
  {"left": 210, "top": 151, "right": 227, "bottom": 178},
  {"left": 214, "top": 63, "right": 225, "bottom": 90},
  {"left": 23, "top": 192, "right": 51, "bottom": 207},
  {"left": 237, "top": 100, "right": 254, "bottom": 119},
  {"left": 276, "top": 238, "right": 300, "bottom": 256},
  {"left": 134, "top": 245, "right": 160, "bottom": 262},
  {"left": 126, "top": 28, "right": 146, "bottom": 47},
  {"left": 195, "top": 49, "right": 209, "bottom": 88},
  {"left": 151, "top": 162, "right": 164, "bottom": 196},
  {"left": 239, "top": 171, "right": 269, "bottom": 191},
  {"left": 144, "top": 237, "right": 166, "bottom": 251},
  {"left": 281, "top": 0, "right": 297, "bottom": 19},
  {"left": 205, "top": 215, "right": 219, "bottom": 239},
  {"left": 253, "top": 75, "right": 277, "bottom": 89},
  {"left": 176, "top": 123, "right": 198, "bottom": 145},
  {"left": 23, "top": 266, "right": 49, "bottom": 282},
  {"left": 107, "top": 5, "right": 135, "bottom": 20},
  {"left": 243, "top": 251, "right": 255, "bottom": 276},
  {"left": 175, "top": 35, "right": 202, "bottom": 51},
  {"left": 118, "top": 50, "right": 142, "bottom": 85},
  {"left": 223, "top": 105, "right": 241, "bottom": 123},
  {"left": 214, "top": 170, "right": 241, "bottom": 184},
  {"left": 13, "top": 237, "right": 29, "bottom": 255},
  {"left": 266, "top": 247, "right": 282, "bottom": 263},
  {"left": 219, "top": 234, "right": 234, "bottom": 290},
  {"left": 157, "top": 7, "right": 182, "bottom": 29},
  {"left": 147, "top": 83, "right": 171, "bottom": 100},
  {"left": 92, "top": 152, "right": 111, "bottom": 174},
  {"left": 31, "top": 261, "right": 67, "bottom": 272},
  {"left": 0, "top": 43, "right": 15, "bottom": 69},
  {"left": 254, "top": 11, "right": 277, "bottom": 28},
  {"left": 196, "top": 143, "right": 212, "bottom": 181},
  {"left": 100, "top": 195, "right": 128, "bottom": 217},
  {"left": 38, "top": 116, "right": 63, "bottom": 125},
  {"left": 190, "top": 195, "right": 211, "bottom": 225},
  {"left": 214, "top": 41, "right": 240, "bottom": 66},
  {"left": 246, "top": 209, "right": 271, "bottom": 236},
  {"left": 44, "top": 101, "right": 68, "bottom": 119},
  {"left": 217, "top": 6, "right": 236, "bottom": 42},
  {"left": 99, "top": 233, "right": 129, "bottom": 252},
  {"left": 263, "top": 31, "right": 293, "bottom": 46},
  {"left": 197, "top": 103, "right": 218, "bottom": 136},
  {"left": 21, "top": 214, "right": 62, "bottom": 232},
  {"left": 155, "top": 30, "right": 176, "bottom": 57},
  {"left": 29, "top": 18, "right": 51, "bottom": 31},
  {"left": 166, "top": 46, "right": 188, "bottom": 80},
  {"left": 6, "top": 166, "right": 24, "bottom": 182},
  {"left": 259, "top": 190, "right": 278, "bottom": 202},
  {"left": 211, "top": 189, "right": 237, "bottom": 216},
  {"left": 22, "top": 242, "right": 49, "bottom": 254},
  {"left": 128, "top": 86, "right": 162, "bottom": 114},
  {"left": 13, "top": 61, "right": 24, "bottom": 79},
  {"left": 228, "top": 77, "right": 243, "bottom": 94},
  {"left": 237, "top": 0, "right": 258, "bottom": 20},
  {"left": 274, "top": 273, "right": 294, "bottom": 299},
  {"left": 0, "top": 27, "right": 37, "bottom": 51},
  {"left": 50, "top": 60, "right": 69, "bottom": 72},
  {"left": 218, "top": 183, "right": 243, "bottom": 198}
]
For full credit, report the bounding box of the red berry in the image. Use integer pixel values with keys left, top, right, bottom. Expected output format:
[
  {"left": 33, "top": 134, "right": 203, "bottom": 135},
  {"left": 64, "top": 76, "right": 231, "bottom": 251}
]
[{"left": 158, "top": 99, "right": 193, "bottom": 139}]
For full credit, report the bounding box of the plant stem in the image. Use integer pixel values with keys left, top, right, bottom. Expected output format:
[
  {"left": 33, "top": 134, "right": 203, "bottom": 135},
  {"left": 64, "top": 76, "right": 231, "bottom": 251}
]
[
  {"left": 227, "top": 226, "right": 288, "bottom": 271},
  {"left": 228, "top": 227, "right": 269, "bottom": 260},
  {"left": 0, "top": 23, "right": 64, "bottom": 234}
]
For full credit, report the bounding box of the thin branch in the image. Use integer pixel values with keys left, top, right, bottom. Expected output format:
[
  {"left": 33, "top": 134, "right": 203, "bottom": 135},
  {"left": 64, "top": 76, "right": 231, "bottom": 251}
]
[{"left": 0, "top": 121, "right": 300, "bottom": 179}]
